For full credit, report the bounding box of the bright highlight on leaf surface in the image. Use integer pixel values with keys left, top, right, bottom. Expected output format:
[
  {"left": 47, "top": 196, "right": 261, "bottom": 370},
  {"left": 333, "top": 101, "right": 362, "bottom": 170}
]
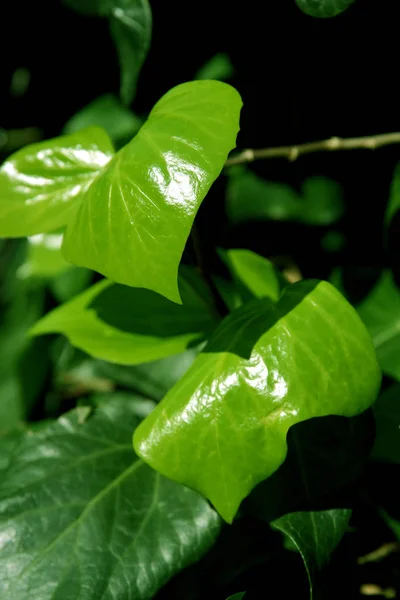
[
  {"left": 62, "top": 80, "right": 242, "bottom": 302},
  {"left": 0, "top": 128, "right": 114, "bottom": 237},
  {"left": 134, "top": 280, "right": 381, "bottom": 522}
]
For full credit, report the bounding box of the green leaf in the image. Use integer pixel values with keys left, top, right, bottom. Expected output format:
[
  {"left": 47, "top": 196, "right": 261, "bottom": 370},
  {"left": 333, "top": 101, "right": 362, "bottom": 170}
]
[
  {"left": 63, "top": 81, "right": 242, "bottom": 302},
  {"left": 195, "top": 53, "right": 234, "bottom": 82},
  {"left": 295, "top": 0, "right": 355, "bottom": 18},
  {"left": 221, "top": 248, "right": 282, "bottom": 302},
  {"left": 372, "top": 384, "right": 400, "bottom": 463},
  {"left": 272, "top": 509, "right": 351, "bottom": 599},
  {"left": 50, "top": 267, "right": 93, "bottom": 303},
  {"left": 63, "top": 0, "right": 152, "bottom": 105},
  {"left": 226, "top": 168, "right": 344, "bottom": 227},
  {"left": 226, "top": 594, "right": 246, "bottom": 600},
  {"left": 17, "top": 233, "right": 69, "bottom": 279},
  {"left": 385, "top": 164, "right": 400, "bottom": 228},
  {"left": 356, "top": 270, "right": 400, "bottom": 381},
  {"left": 94, "top": 349, "right": 199, "bottom": 401},
  {"left": 0, "top": 127, "right": 114, "bottom": 237},
  {"left": 134, "top": 280, "right": 381, "bottom": 522},
  {"left": 110, "top": 0, "right": 152, "bottom": 105},
  {"left": 63, "top": 94, "right": 143, "bottom": 148},
  {"left": 0, "top": 396, "right": 221, "bottom": 599},
  {"left": 31, "top": 266, "right": 219, "bottom": 365}
]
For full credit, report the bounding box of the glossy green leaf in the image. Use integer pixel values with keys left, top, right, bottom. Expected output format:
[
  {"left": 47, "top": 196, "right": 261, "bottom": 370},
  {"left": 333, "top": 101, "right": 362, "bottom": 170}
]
[
  {"left": 356, "top": 270, "right": 400, "bottom": 381},
  {"left": 0, "top": 396, "right": 221, "bottom": 599},
  {"left": 195, "top": 53, "right": 234, "bottom": 82},
  {"left": 221, "top": 248, "right": 282, "bottom": 302},
  {"left": 0, "top": 127, "right": 114, "bottom": 237},
  {"left": 226, "top": 168, "right": 343, "bottom": 227},
  {"left": 226, "top": 594, "right": 246, "bottom": 600},
  {"left": 63, "top": 94, "right": 143, "bottom": 148},
  {"left": 295, "top": 0, "right": 355, "bottom": 18},
  {"left": 63, "top": 81, "right": 242, "bottom": 302},
  {"left": 272, "top": 509, "right": 351, "bottom": 599},
  {"left": 63, "top": 0, "right": 152, "bottom": 105},
  {"left": 134, "top": 280, "right": 381, "bottom": 522},
  {"left": 31, "top": 266, "right": 219, "bottom": 365},
  {"left": 372, "top": 384, "right": 400, "bottom": 463}
]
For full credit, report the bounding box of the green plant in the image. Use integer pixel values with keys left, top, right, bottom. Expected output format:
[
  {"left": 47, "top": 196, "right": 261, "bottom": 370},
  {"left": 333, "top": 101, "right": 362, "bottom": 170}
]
[{"left": 1, "top": 1, "right": 400, "bottom": 599}]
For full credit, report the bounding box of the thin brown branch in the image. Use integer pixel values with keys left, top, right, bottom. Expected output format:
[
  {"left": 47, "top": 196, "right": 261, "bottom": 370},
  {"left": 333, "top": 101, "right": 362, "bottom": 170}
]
[{"left": 225, "top": 132, "right": 400, "bottom": 167}]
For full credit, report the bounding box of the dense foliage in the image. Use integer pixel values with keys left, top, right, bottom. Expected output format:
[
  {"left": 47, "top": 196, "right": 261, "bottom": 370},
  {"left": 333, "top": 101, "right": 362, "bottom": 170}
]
[{"left": 1, "top": 1, "right": 400, "bottom": 598}]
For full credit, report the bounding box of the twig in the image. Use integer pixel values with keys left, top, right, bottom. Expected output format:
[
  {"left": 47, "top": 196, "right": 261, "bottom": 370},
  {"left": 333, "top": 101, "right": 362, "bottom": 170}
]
[
  {"left": 357, "top": 542, "right": 400, "bottom": 565},
  {"left": 360, "top": 584, "right": 396, "bottom": 598},
  {"left": 225, "top": 132, "right": 400, "bottom": 167}
]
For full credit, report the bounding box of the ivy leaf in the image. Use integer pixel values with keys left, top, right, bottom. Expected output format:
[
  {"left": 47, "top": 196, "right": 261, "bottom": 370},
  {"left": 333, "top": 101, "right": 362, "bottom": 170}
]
[
  {"left": 31, "top": 266, "right": 219, "bottom": 365},
  {"left": 110, "top": 0, "right": 152, "bottom": 105},
  {"left": 63, "top": 94, "right": 143, "bottom": 148},
  {"left": 221, "top": 248, "right": 283, "bottom": 302},
  {"left": 226, "top": 168, "right": 343, "bottom": 227},
  {"left": 0, "top": 127, "right": 114, "bottom": 237},
  {"left": 63, "top": 81, "right": 242, "bottom": 302},
  {"left": 295, "top": 0, "right": 355, "bottom": 18},
  {"left": 63, "top": 0, "right": 152, "bottom": 105},
  {"left": 226, "top": 594, "right": 246, "bottom": 600},
  {"left": 134, "top": 280, "right": 381, "bottom": 522},
  {"left": 0, "top": 396, "right": 221, "bottom": 599},
  {"left": 372, "top": 384, "right": 400, "bottom": 463},
  {"left": 357, "top": 270, "right": 400, "bottom": 381},
  {"left": 272, "top": 509, "right": 351, "bottom": 599}
]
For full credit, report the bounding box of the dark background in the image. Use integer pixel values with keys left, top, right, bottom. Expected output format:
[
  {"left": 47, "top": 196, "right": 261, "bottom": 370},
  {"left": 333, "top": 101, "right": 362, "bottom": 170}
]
[{"left": 1, "top": 0, "right": 397, "bottom": 291}]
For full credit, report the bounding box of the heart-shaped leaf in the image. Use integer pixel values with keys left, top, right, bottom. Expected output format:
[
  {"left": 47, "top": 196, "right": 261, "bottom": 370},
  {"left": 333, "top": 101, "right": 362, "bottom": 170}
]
[
  {"left": 0, "top": 128, "right": 114, "bottom": 237},
  {"left": 0, "top": 395, "right": 221, "bottom": 599},
  {"left": 134, "top": 280, "right": 381, "bottom": 522},
  {"left": 62, "top": 81, "right": 242, "bottom": 302},
  {"left": 272, "top": 509, "right": 351, "bottom": 599},
  {"left": 31, "top": 266, "right": 219, "bottom": 365},
  {"left": 295, "top": 0, "right": 355, "bottom": 18}
]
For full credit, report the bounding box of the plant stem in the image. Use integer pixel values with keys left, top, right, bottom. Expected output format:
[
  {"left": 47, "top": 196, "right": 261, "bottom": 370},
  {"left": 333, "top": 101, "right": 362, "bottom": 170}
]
[
  {"left": 225, "top": 132, "right": 400, "bottom": 166},
  {"left": 191, "top": 225, "right": 229, "bottom": 318}
]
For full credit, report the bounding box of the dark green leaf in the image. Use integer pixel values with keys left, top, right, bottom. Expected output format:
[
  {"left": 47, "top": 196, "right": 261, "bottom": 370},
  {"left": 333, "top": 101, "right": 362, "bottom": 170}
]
[
  {"left": 221, "top": 248, "right": 282, "bottom": 302},
  {"left": 226, "top": 168, "right": 343, "bottom": 227},
  {"left": 134, "top": 280, "right": 381, "bottom": 522},
  {"left": 195, "top": 53, "right": 234, "bottom": 81},
  {"left": 356, "top": 270, "right": 400, "bottom": 381},
  {"left": 63, "top": 81, "right": 242, "bottom": 302},
  {"left": 372, "top": 384, "right": 400, "bottom": 463},
  {"left": 94, "top": 349, "right": 199, "bottom": 401},
  {"left": 63, "top": 0, "right": 152, "bottom": 105},
  {"left": 0, "top": 128, "right": 114, "bottom": 237},
  {"left": 63, "top": 94, "right": 143, "bottom": 148},
  {"left": 272, "top": 509, "right": 351, "bottom": 599},
  {"left": 31, "top": 266, "right": 219, "bottom": 365},
  {"left": 226, "top": 594, "right": 246, "bottom": 600},
  {"left": 385, "top": 164, "right": 400, "bottom": 228},
  {"left": 0, "top": 396, "right": 221, "bottom": 599},
  {"left": 110, "top": 0, "right": 152, "bottom": 105},
  {"left": 295, "top": 0, "right": 355, "bottom": 18},
  {"left": 50, "top": 267, "right": 93, "bottom": 303}
]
